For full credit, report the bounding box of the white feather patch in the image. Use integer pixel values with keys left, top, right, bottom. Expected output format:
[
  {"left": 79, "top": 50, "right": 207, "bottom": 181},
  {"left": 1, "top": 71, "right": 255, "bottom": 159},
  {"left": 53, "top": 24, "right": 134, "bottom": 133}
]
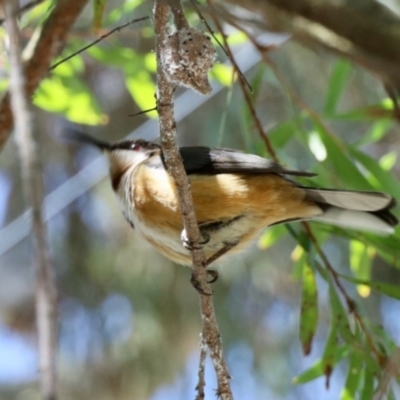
[
  {"left": 313, "top": 207, "right": 394, "bottom": 234},
  {"left": 306, "top": 189, "right": 392, "bottom": 211}
]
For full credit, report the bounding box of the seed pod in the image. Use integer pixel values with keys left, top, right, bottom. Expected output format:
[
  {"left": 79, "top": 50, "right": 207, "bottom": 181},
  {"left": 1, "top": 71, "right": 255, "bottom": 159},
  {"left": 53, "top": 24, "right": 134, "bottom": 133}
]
[{"left": 161, "top": 27, "right": 216, "bottom": 95}]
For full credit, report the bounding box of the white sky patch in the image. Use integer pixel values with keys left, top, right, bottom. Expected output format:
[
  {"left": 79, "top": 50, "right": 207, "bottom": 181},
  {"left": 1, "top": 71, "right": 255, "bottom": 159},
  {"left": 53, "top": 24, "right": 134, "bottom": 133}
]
[{"left": 308, "top": 131, "right": 327, "bottom": 161}]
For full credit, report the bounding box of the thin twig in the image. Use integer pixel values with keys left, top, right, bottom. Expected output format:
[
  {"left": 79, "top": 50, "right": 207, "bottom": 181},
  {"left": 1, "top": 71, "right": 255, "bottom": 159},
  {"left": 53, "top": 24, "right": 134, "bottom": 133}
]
[
  {"left": 0, "top": 0, "right": 89, "bottom": 151},
  {"left": 153, "top": 1, "right": 233, "bottom": 398},
  {"left": 4, "top": 2, "right": 58, "bottom": 400},
  {"left": 208, "top": 3, "right": 388, "bottom": 366},
  {"left": 168, "top": 0, "right": 189, "bottom": 29},
  {"left": 373, "top": 348, "right": 400, "bottom": 400},
  {"left": 208, "top": 7, "right": 386, "bottom": 363},
  {"left": 260, "top": 43, "right": 387, "bottom": 363},
  {"left": 49, "top": 16, "right": 150, "bottom": 71},
  {"left": 193, "top": 0, "right": 252, "bottom": 92},
  {"left": 208, "top": 9, "right": 278, "bottom": 162},
  {"left": 128, "top": 106, "right": 157, "bottom": 117},
  {"left": 195, "top": 335, "right": 208, "bottom": 400},
  {"left": 301, "top": 222, "right": 385, "bottom": 364}
]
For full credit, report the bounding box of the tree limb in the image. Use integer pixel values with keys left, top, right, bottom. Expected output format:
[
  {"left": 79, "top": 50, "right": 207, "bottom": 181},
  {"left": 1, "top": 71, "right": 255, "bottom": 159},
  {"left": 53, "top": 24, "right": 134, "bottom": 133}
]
[
  {"left": 221, "top": 0, "right": 400, "bottom": 87},
  {"left": 4, "top": 1, "right": 58, "bottom": 399},
  {"left": 153, "top": 1, "right": 233, "bottom": 398}
]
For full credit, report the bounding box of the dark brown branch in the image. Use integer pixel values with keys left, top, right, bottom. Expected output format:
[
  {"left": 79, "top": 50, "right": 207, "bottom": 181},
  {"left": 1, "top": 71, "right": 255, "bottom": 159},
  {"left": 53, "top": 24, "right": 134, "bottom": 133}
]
[
  {"left": 153, "top": 1, "right": 233, "bottom": 398},
  {"left": 4, "top": 2, "right": 58, "bottom": 400},
  {"left": 263, "top": 0, "right": 400, "bottom": 62},
  {"left": 221, "top": 0, "right": 400, "bottom": 88},
  {"left": 0, "top": 0, "right": 89, "bottom": 151}
]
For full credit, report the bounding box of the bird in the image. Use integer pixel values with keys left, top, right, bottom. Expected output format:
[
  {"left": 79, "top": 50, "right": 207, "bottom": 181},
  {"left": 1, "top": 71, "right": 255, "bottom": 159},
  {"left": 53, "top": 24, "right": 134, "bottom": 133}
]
[{"left": 65, "top": 131, "right": 398, "bottom": 267}]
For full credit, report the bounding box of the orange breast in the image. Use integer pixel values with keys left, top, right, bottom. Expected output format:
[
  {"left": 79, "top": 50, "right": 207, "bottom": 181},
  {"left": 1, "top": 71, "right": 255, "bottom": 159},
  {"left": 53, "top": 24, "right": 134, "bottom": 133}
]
[
  {"left": 133, "top": 166, "right": 317, "bottom": 224},
  {"left": 129, "top": 163, "right": 320, "bottom": 264}
]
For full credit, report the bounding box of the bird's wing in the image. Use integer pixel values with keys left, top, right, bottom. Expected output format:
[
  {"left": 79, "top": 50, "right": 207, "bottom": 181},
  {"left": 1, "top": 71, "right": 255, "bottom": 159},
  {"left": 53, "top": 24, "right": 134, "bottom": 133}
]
[{"left": 179, "top": 147, "right": 316, "bottom": 177}]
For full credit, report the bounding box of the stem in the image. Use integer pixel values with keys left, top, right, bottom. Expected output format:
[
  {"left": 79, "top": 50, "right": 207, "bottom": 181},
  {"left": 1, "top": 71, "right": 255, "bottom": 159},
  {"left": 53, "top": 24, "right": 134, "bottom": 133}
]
[{"left": 4, "top": 2, "right": 58, "bottom": 399}]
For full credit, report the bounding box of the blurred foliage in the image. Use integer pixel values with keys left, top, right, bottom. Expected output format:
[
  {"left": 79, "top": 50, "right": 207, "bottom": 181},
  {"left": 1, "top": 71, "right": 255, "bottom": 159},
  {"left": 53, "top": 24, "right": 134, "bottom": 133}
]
[{"left": 0, "top": 0, "right": 400, "bottom": 399}]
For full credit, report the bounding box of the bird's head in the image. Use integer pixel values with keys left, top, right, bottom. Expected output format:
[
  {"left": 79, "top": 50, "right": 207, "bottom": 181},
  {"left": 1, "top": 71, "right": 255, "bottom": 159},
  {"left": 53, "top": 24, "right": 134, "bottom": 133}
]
[{"left": 64, "top": 131, "right": 161, "bottom": 190}]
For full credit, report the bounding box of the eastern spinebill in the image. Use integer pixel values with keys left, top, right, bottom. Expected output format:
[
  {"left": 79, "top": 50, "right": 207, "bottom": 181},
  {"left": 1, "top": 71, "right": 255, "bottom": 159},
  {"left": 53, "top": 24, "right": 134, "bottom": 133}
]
[{"left": 66, "top": 132, "right": 398, "bottom": 266}]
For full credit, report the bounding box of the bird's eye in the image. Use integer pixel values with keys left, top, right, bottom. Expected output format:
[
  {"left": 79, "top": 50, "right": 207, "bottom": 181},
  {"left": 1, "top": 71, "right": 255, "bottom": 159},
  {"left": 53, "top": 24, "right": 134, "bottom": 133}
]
[{"left": 131, "top": 143, "right": 140, "bottom": 151}]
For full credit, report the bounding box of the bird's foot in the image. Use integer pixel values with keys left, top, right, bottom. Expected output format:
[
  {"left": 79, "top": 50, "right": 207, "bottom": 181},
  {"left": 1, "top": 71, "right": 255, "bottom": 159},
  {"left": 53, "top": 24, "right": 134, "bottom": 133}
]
[{"left": 181, "top": 229, "right": 210, "bottom": 250}]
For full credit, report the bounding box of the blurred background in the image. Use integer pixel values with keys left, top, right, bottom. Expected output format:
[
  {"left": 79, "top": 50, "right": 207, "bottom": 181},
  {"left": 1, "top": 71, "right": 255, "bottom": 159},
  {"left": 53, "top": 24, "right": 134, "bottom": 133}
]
[{"left": 1, "top": 0, "right": 400, "bottom": 399}]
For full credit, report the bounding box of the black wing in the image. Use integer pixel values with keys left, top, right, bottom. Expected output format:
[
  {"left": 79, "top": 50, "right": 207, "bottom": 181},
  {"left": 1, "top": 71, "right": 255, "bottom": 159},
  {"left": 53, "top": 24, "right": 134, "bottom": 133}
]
[{"left": 179, "top": 147, "right": 316, "bottom": 177}]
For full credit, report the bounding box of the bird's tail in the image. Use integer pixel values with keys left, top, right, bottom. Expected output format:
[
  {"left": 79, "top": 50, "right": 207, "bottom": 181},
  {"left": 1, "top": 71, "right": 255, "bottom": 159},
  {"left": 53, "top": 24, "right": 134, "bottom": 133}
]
[{"left": 305, "top": 188, "right": 398, "bottom": 234}]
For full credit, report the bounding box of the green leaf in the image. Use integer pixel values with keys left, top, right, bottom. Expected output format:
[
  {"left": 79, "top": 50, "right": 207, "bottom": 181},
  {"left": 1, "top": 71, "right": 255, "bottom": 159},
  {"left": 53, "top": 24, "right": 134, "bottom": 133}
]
[
  {"left": 293, "top": 329, "right": 348, "bottom": 384},
  {"left": 308, "top": 130, "right": 327, "bottom": 161},
  {"left": 299, "top": 263, "right": 318, "bottom": 355},
  {"left": 379, "top": 151, "right": 397, "bottom": 171},
  {"left": 93, "top": 0, "right": 107, "bottom": 33},
  {"left": 125, "top": 71, "right": 156, "bottom": 116},
  {"left": 322, "top": 227, "right": 400, "bottom": 270},
  {"left": 340, "top": 350, "right": 363, "bottom": 400},
  {"left": 268, "top": 118, "right": 300, "bottom": 149},
  {"left": 339, "top": 274, "right": 400, "bottom": 301},
  {"left": 311, "top": 118, "right": 371, "bottom": 190},
  {"left": 144, "top": 53, "right": 157, "bottom": 73},
  {"left": 0, "top": 78, "right": 9, "bottom": 94},
  {"left": 359, "top": 368, "right": 374, "bottom": 400},
  {"left": 329, "top": 281, "right": 354, "bottom": 344},
  {"left": 104, "top": 0, "right": 142, "bottom": 25},
  {"left": 88, "top": 46, "right": 138, "bottom": 70},
  {"left": 353, "top": 120, "right": 393, "bottom": 147},
  {"left": 349, "top": 148, "right": 400, "bottom": 199},
  {"left": 20, "top": 0, "right": 53, "bottom": 27},
  {"left": 258, "top": 225, "right": 287, "bottom": 249},
  {"left": 34, "top": 75, "right": 105, "bottom": 125},
  {"left": 324, "top": 59, "right": 352, "bottom": 116},
  {"left": 211, "top": 31, "right": 247, "bottom": 47},
  {"left": 335, "top": 98, "right": 394, "bottom": 121},
  {"left": 249, "top": 64, "right": 266, "bottom": 102},
  {"left": 210, "top": 64, "right": 234, "bottom": 87},
  {"left": 349, "top": 240, "right": 374, "bottom": 297}
]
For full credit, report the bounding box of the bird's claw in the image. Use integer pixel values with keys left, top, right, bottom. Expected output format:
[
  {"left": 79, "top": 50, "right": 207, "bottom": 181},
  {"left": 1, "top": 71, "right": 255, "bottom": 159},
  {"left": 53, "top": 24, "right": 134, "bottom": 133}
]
[
  {"left": 181, "top": 229, "right": 210, "bottom": 250},
  {"left": 207, "top": 269, "right": 219, "bottom": 284},
  {"left": 190, "top": 273, "right": 213, "bottom": 296}
]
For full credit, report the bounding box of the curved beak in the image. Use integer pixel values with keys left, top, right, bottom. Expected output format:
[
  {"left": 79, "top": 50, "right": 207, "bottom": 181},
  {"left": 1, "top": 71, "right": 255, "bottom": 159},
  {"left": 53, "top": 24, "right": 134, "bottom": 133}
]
[{"left": 63, "top": 130, "right": 112, "bottom": 151}]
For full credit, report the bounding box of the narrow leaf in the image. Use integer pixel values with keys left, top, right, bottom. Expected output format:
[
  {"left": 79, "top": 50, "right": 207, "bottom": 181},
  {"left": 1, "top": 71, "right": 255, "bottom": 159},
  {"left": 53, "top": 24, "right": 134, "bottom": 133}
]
[
  {"left": 293, "top": 335, "right": 348, "bottom": 384},
  {"left": 353, "top": 120, "right": 393, "bottom": 147},
  {"left": 258, "top": 225, "right": 287, "bottom": 249},
  {"left": 339, "top": 274, "right": 400, "bottom": 301},
  {"left": 349, "top": 240, "right": 373, "bottom": 297},
  {"left": 359, "top": 363, "right": 374, "bottom": 400},
  {"left": 324, "top": 59, "right": 352, "bottom": 116},
  {"left": 125, "top": 71, "right": 157, "bottom": 117},
  {"left": 335, "top": 98, "right": 394, "bottom": 121},
  {"left": 299, "top": 263, "right": 318, "bottom": 355},
  {"left": 93, "top": 0, "right": 107, "bottom": 34},
  {"left": 340, "top": 351, "right": 363, "bottom": 400},
  {"left": 268, "top": 118, "right": 300, "bottom": 149},
  {"left": 311, "top": 119, "right": 371, "bottom": 190},
  {"left": 329, "top": 282, "right": 355, "bottom": 344},
  {"left": 349, "top": 147, "right": 400, "bottom": 200}
]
